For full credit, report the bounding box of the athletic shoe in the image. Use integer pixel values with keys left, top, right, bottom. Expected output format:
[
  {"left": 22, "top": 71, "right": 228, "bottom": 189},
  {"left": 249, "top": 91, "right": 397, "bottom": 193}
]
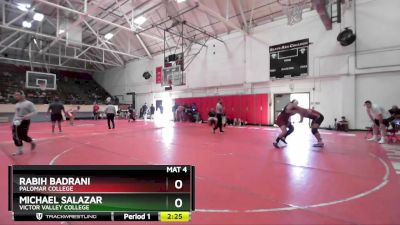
[
  {"left": 378, "top": 138, "right": 386, "bottom": 144},
  {"left": 367, "top": 136, "right": 378, "bottom": 141},
  {"left": 30, "top": 142, "right": 36, "bottom": 151},
  {"left": 281, "top": 138, "right": 287, "bottom": 144},
  {"left": 313, "top": 142, "right": 324, "bottom": 147},
  {"left": 273, "top": 142, "right": 279, "bottom": 148},
  {"left": 13, "top": 147, "right": 23, "bottom": 155}
]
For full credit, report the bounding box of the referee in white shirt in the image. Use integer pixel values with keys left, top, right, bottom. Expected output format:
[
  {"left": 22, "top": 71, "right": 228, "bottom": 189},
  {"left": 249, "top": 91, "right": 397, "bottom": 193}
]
[
  {"left": 105, "top": 103, "right": 116, "bottom": 129},
  {"left": 213, "top": 99, "right": 224, "bottom": 133}
]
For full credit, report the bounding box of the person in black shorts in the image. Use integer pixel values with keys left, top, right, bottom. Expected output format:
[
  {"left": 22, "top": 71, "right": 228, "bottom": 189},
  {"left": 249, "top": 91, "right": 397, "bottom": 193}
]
[
  {"left": 273, "top": 100, "right": 297, "bottom": 148},
  {"left": 47, "top": 96, "right": 66, "bottom": 133},
  {"left": 128, "top": 105, "right": 136, "bottom": 122},
  {"left": 364, "top": 100, "right": 389, "bottom": 144},
  {"left": 150, "top": 104, "right": 155, "bottom": 120},
  {"left": 291, "top": 106, "right": 325, "bottom": 147}
]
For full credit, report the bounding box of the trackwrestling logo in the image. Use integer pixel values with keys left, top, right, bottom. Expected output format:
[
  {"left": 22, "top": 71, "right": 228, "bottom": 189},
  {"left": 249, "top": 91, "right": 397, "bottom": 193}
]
[{"left": 36, "top": 213, "right": 43, "bottom": 220}]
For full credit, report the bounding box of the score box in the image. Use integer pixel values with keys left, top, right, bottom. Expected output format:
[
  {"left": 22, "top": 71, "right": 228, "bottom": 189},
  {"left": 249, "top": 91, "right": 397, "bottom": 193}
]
[{"left": 9, "top": 165, "right": 195, "bottom": 221}]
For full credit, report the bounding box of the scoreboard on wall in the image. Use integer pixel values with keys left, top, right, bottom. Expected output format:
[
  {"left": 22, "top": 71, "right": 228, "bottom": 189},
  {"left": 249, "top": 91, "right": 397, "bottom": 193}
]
[
  {"left": 9, "top": 165, "right": 194, "bottom": 222},
  {"left": 269, "top": 38, "right": 309, "bottom": 79}
]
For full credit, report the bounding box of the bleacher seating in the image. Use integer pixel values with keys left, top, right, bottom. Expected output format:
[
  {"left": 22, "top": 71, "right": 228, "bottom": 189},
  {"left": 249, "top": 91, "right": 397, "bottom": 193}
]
[{"left": 0, "top": 65, "right": 109, "bottom": 105}]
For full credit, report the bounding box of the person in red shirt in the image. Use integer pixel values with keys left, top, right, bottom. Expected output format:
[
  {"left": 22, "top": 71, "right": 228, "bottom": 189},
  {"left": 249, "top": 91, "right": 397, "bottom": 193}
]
[
  {"left": 93, "top": 102, "right": 100, "bottom": 120},
  {"left": 273, "top": 100, "right": 297, "bottom": 148},
  {"left": 291, "top": 105, "right": 325, "bottom": 147}
]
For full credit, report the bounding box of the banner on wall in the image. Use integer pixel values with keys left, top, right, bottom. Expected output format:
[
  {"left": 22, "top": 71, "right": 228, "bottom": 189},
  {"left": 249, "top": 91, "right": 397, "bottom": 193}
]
[
  {"left": 269, "top": 38, "right": 309, "bottom": 79},
  {"left": 156, "top": 66, "right": 162, "bottom": 84}
]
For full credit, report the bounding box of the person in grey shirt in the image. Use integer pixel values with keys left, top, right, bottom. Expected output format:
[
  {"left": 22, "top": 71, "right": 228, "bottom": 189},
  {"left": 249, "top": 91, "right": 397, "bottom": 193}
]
[
  {"left": 213, "top": 99, "right": 224, "bottom": 133},
  {"left": 365, "top": 100, "right": 390, "bottom": 144},
  {"left": 105, "top": 103, "right": 116, "bottom": 129},
  {"left": 47, "top": 96, "right": 66, "bottom": 133},
  {"left": 12, "top": 90, "right": 37, "bottom": 155}
]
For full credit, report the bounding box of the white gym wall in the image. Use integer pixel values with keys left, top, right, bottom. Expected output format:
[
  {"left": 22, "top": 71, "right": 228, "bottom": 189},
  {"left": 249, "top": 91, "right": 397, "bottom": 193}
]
[{"left": 94, "top": 0, "right": 400, "bottom": 129}]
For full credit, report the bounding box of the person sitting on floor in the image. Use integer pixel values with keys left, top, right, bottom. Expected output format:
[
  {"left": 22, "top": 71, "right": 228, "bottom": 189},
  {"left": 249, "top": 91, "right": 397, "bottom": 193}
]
[
  {"left": 233, "top": 118, "right": 239, "bottom": 126},
  {"left": 337, "top": 116, "right": 349, "bottom": 131},
  {"left": 384, "top": 105, "right": 400, "bottom": 129},
  {"left": 226, "top": 117, "right": 234, "bottom": 126},
  {"left": 207, "top": 108, "right": 217, "bottom": 127}
]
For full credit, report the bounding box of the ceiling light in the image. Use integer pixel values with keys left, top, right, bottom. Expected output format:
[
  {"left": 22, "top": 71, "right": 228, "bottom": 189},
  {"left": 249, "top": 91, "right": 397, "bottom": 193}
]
[
  {"left": 133, "top": 16, "right": 146, "bottom": 25},
  {"left": 58, "top": 29, "right": 65, "bottom": 34},
  {"left": 104, "top": 33, "right": 114, "bottom": 40},
  {"left": 33, "top": 13, "right": 44, "bottom": 22},
  {"left": 176, "top": 0, "right": 186, "bottom": 3},
  {"left": 17, "top": 3, "right": 30, "bottom": 12},
  {"left": 22, "top": 21, "right": 32, "bottom": 28}
]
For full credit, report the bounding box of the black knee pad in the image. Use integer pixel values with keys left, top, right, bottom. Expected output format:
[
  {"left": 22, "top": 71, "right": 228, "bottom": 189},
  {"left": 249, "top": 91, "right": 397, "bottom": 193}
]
[
  {"left": 311, "top": 128, "right": 318, "bottom": 135},
  {"left": 286, "top": 125, "right": 294, "bottom": 136}
]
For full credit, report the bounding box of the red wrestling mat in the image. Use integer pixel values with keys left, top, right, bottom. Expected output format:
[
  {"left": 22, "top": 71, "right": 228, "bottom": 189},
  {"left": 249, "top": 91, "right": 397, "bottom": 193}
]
[{"left": 1, "top": 120, "right": 399, "bottom": 224}]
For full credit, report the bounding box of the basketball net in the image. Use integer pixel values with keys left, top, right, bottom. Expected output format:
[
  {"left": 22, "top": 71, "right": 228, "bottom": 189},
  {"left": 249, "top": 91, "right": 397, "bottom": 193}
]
[
  {"left": 39, "top": 83, "right": 46, "bottom": 91},
  {"left": 285, "top": 1, "right": 306, "bottom": 25}
]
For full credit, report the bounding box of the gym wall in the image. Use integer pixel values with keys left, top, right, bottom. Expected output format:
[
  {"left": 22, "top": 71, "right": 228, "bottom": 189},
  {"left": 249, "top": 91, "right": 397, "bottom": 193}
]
[{"left": 94, "top": 0, "right": 400, "bottom": 129}]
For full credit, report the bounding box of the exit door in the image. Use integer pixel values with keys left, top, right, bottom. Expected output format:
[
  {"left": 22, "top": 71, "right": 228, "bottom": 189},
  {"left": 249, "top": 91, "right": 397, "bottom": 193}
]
[{"left": 274, "top": 94, "right": 291, "bottom": 122}]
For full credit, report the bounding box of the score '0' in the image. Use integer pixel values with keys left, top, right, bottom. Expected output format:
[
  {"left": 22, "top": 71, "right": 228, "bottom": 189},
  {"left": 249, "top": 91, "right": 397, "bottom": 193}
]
[
  {"left": 175, "top": 198, "right": 183, "bottom": 208},
  {"left": 175, "top": 180, "right": 182, "bottom": 189},
  {"left": 174, "top": 180, "right": 183, "bottom": 208}
]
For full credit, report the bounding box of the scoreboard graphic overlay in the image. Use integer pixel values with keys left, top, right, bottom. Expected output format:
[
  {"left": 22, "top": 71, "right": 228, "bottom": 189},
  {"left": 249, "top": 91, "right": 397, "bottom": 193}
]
[
  {"left": 269, "top": 38, "right": 309, "bottom": 79},
  {"left": 9, "top": 165, "right": 195, "bottom": 222}
]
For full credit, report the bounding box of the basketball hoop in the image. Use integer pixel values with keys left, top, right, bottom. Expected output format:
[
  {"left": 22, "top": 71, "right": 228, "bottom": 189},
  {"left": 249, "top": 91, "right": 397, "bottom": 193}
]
[
  {"left": 279, "top": 0, "right": 306, "bottom": 25},
  {"left": 27, "top": 71, "right": 56, "bottom": 90}
]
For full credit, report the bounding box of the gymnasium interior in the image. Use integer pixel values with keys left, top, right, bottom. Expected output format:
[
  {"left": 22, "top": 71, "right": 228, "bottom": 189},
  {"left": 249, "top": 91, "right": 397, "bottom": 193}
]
[{"left": 0, "top": 0, "right": 399, "bottom": 224}]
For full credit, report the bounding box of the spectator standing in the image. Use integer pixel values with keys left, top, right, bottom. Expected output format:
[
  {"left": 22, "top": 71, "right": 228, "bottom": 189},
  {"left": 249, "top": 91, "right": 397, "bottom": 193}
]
[
  {"left": 364, "top": 100, "right": 389, "bottom": 144},
  {"left": 150, "top": 104, "right": 155, "bottom": 120},
  {"left": 93, "top": 102, "right": 100, "bottom": 120}
]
